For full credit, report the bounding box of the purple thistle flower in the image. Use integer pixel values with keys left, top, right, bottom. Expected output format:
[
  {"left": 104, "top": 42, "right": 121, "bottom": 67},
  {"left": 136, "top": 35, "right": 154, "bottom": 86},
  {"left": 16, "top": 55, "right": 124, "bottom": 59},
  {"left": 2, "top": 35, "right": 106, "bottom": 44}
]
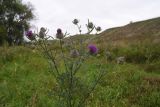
[
  {"left": 88, "top": 44, "right": 98, "bottom": 54},
  {"left": 26, "top": 30, "right": 35, "bottom": 40},
  {"left": 26, "top": 30, "right": 33, "bottom": 38}
]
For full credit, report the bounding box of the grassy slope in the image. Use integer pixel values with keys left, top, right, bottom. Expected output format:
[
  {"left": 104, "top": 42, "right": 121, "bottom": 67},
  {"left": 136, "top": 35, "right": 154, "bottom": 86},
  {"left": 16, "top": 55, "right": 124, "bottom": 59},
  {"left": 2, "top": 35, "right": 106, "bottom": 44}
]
[
  {"left": 0, "top": 17, "right": 160, "bottom": 107},
  {"left": 97, "top": 17, "right": 160, "bottom": 43}
]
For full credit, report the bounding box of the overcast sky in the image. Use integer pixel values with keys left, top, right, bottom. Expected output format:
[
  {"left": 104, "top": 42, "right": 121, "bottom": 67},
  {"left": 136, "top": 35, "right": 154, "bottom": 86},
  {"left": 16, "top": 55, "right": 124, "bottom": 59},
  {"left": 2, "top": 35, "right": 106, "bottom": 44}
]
[{"left": 23, "top": 0, "right": 160, "bottom": 36}]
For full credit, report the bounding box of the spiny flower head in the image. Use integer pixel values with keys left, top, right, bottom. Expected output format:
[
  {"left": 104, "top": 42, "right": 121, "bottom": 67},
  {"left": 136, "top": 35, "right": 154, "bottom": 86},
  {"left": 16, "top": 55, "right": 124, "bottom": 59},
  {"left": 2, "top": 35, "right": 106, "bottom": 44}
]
[
  {"left": 56, "top": 28, "right": 64, "bottom": 39},
  {"left": 39, "top": 27, "right": 47, "bottom": 39},
  {"left": 88, "top": 44, "right": 98, "bottom": 54},
  {"left": 26, "top": 30, "right": 36, "bottom": 40},
  {"left": 96, "top": 26, "right": 102, "bottom": 32},
  {"left": 40, "top": 27, "right": 46, "bottom": 32},
  {"left": 72, "top": 19, "right": 79, "bottom": 25},
  {"left": 87, "top": 22, "right": 94, "bottom": 29},
  {"left": 26, "top": 30, "right": 32, "bottom": 37}
]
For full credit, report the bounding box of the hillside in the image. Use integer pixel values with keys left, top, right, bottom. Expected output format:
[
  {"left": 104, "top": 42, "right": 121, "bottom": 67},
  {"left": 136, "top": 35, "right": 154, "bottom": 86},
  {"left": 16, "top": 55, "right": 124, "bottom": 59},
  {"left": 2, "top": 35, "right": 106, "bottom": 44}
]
[{"left": 93, "top": 17, "right": 160, "bottom": 44}]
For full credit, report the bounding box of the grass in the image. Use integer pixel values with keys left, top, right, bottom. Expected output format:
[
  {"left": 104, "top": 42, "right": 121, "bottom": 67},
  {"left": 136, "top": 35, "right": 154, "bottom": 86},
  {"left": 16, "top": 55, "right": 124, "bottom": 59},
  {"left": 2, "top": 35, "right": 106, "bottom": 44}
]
[
  {"left": 0, "top": 38, "right": 160, "bottom": 107},
  {"left": 1, "top": 17, "right": 160, "bottom": 107},
  {"left": 1, "top": 16, "right": 160, "bottom": 106}
]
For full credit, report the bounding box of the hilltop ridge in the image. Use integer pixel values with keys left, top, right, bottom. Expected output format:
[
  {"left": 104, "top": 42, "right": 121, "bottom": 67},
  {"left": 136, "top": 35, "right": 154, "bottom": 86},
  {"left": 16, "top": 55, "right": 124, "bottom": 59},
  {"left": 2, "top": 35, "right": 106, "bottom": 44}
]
[{"left": 96, "top": 17, "right": 160, "bottom": 43}]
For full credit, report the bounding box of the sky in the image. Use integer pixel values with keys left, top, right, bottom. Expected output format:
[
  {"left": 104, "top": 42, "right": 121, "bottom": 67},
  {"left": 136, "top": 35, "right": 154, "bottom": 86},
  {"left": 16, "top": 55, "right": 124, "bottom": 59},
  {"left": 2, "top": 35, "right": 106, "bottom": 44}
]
[{"left": 23, "top": 0, "right": 160, "bottom": 37}]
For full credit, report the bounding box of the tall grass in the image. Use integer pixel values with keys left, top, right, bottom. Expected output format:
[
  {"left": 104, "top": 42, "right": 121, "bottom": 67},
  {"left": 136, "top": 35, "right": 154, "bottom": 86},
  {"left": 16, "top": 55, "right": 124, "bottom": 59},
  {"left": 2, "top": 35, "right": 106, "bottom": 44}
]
[{"left": 0, "top": 40, "right": 160, "bottom": 106}]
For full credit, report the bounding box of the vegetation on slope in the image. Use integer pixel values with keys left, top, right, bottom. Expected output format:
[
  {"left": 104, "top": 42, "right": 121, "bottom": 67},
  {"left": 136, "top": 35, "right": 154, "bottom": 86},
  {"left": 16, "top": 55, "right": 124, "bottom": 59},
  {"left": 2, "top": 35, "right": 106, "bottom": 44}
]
[{"left": 0, "top": 17, "right": 160, "bottom": 107}]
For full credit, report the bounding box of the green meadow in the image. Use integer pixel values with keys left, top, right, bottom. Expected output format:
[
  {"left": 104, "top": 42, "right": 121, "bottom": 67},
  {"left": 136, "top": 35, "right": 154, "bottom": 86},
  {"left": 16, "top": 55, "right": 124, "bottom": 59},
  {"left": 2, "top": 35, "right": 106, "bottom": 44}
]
[
  {"left": 0, "top": 39, "right": 160, "bottom": 107},
  {"left": 0, "top": 17, "right": 160, "bottom": 107}
]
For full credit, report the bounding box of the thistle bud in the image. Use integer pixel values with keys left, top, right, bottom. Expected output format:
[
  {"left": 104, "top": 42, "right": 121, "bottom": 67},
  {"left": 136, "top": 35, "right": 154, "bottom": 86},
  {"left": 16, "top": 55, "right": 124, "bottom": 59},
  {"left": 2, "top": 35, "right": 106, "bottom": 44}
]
[
  {"left": 56, "top": 28, "right": 64, "bottom": 39},
  {"left": 96, "top": 26, "right": 101, "bottom": 32},
  {"left": 39, "top": 31, "right": 45, "bottom": 39},
  {"left": 70, "top": 49, "right": 79, "bottom": 58},
  {"left": 72, "top": 19, "right": 79, "bottom": 25},
  {"left": 87, "top": 22, "right": 94, "bottom": 29},
  {"left": 40, "top": 27, "right": 46, "bottom": 32},
  {"left": 39, "top": 27, "right": 46, "bottom": 39}
]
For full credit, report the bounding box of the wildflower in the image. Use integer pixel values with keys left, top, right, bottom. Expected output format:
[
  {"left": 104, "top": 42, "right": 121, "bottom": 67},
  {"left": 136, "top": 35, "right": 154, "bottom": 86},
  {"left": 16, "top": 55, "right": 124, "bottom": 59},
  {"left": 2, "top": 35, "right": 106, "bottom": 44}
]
[
  {"left": 26, "top": 30, "right": 36, "bottom": 40},
  {"left": 39, "top": 27, "right": 46, "bottom": 38},
  {"left": 70, "top": 49, "right": 79, "bottom": 58},
  {"left": 88, "top": 44, "right": 98, "bottom": 54},
  {"left": 87, "top": 22, "right": 94, "bottom": 29},
  {"left": 39, "top": 31, "right": 45, "bottom": 39},
  {"left": 26, "top": 30, "right": 32, "bottom": 37},
  {"left": 40, "top": 27, "right": 46, "bottom": 32},
  {"left": 56, "top": 28, "right": 64, "bottom": 39},
  {"left": 72, "top": 19, "right": 79, "bottom": 25},
  {"left": 96, "top": 26, "right": 101, "bottom": 32}
]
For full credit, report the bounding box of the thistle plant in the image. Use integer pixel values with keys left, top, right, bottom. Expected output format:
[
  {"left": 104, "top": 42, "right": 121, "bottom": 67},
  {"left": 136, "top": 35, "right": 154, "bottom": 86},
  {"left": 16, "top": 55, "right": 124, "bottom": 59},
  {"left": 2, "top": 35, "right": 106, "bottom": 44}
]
[
  {"left": 26, "top": 19, "right": 106, "bottom": 107},
  {"left": 72, "top": 19, "right": 82, "bottom": 34},
  {"left": 95, "top": 26, "right": 102, "bottom": 34},
  {"left": 86, "top": 19, "right": 95, "bottom": 34}
]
